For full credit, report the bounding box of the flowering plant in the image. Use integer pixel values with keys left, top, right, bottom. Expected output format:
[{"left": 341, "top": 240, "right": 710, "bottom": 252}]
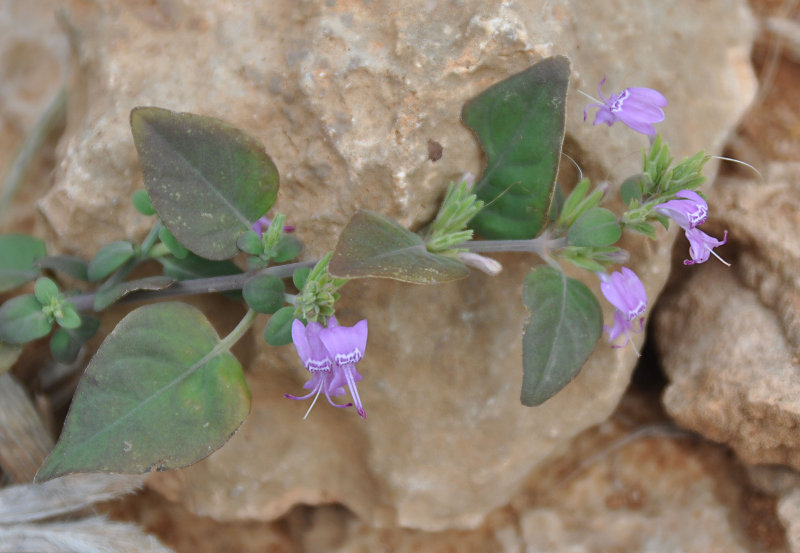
[{"left": 0, "top": 56, "right": 731, "bottom": 480}]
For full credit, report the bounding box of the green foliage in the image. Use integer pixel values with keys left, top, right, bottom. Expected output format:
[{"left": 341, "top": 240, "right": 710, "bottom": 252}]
[
  {"left": 158, "top": 252, "right": 241, "bottom": 281},
  {"left": 329, "top": 210, "right": 469, "bottom": 284},
  {"left": 264, "top": 306, "right": 295, "bottom": 346},
  {"left": 88, "top": 241, "right": 136, "bottom": 282},
  {"left": 0, "top": 294, "right": 52, "bottom": 344},
  {"left": 50, "top": 316, "right": 100, "bottom": 364},
  {"left": 521, "top": 266, "right": 602, "bottom": 406},
  {"left": 425, "top": 181, "right": 483, "bottom": 253},
  {"left": 566, "top": 208, "right": 621, "bottom": 247},
  {"left": 463, "top": 56, "right": 571, "bottom": 239},
  {"left": 94, "top": 275, "right": 175, "bottom": 311},
  {"left": 292, "top": 267, "right": 311, "bottom": 290},
  {"left": 556, "top": 179, "right": 604, "bottom": 229},
  {"left": 158, "top": 226, "right": 189, "bottom": 259},
  {"left": 131, "top": 189, "right": 156, "bottom": 216},
  {"left": 237, "top": 230, "right": 262, "bottom": 255},
  {"left": 243, "top": 274, "right": 286, "bottom": 314},
  {"left": 295, "top": 253, "right": 348, "bottom": 323},
  {"left": 130, "top": 107, "right": 279, "bottom": 260},
  {"left": 0, "top": 234, "right": 46, "bottom": 292},
  {"left": 36, "top": 255, "right": 90, "bottom": 281},
  {"left": 36, "top": 302, "right": 250, "bottom": 481}
]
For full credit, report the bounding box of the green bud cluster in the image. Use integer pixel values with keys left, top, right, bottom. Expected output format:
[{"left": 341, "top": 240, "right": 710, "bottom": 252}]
[
  {"left": 293, "top": 253, "right": 348, "bottom": 324},
  {"left": 425, "top": 181, "right": 484, "bottom": 254}
]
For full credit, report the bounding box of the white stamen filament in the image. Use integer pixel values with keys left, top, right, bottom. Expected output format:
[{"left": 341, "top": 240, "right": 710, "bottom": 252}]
[
  {"left": 303, "top": 386, "right": 323, "bottom": 420},
  {"left": 577, "top": 89, "right": 602, "bottom": 104},
  {"left": 708, "top": 246, "right": 731, "bottom": 267}
]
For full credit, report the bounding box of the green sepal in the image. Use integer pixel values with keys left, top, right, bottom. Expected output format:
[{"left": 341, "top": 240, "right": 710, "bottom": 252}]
[
  {"left": 131, "top": 189, "right": 156, "bottom": 216},
  {"left": 243, "top": 274, "right": 286, "bottom": 314},
  {"left": 264, "top": 306, "right": 295, "bottom": 346},
  {"left": 158, "top": 226, "right": 189, "bottom": 259},
  {"left": 0, "top": 294, "right": 52, "bottom": 344},
  {"left": 88, "top": 241, "right": 136, "bottom": 282}
]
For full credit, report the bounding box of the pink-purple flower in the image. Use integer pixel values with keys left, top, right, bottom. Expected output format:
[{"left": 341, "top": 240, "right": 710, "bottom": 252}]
[
  {"left": 654, "top": 189, "right": 729, "bottom": 266},
  {"left": 252, "top": 215, "right": 295, "bottom": 236},
  {"left": 285, "top": 316, "right": 368, "bottom": 419},
  {"left": 598, "top": 267, "right": 647, "bottom": 353},
  {"left": 583, "top": 78, "right": 667, "bottom": 136}
]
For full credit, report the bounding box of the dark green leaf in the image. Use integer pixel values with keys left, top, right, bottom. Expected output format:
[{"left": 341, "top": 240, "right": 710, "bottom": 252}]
[
  {"left": 131, "top": 189, "right": 156, "bottom": 216},
  {"left": 292, "top": 267, "right": 311, "bottom": 290},
  {"left": 36, "top": 302, "right": 250, "bottom": 480},
  {"left": 50, "top": 316, "right": 100, "bottom": 364},
  {"left": 158, "top": 226, "right": 189, "bottom": 259},
  {"left": 264, "top": 306, "right": 295, "bottom": 346},
  {"left": 158, "top": 252, "right": 241, "bottom": 281},
  {"left": 0, "top": 294, "right": 52, "bottom": 344},
  {"left": 36, "top": 255, "right": 90, "bottom": 281},
  {"left": 88, "top": 241, "right": 136, "bottom": 282},
  {"left": 269, "top": 234, "right": 303, "bottom": 263},
  {"left": 93, "top": 275, "right": 175, "bottom": 311},
  {"left": 566, "top": 208, "right": 621, "bottom": 247},
  {"left": 521, "top": 266, "right": 602, "bottom": 406},
  {"left": 243, "top": 274, "right": 285, "bottom": 314},
  {"left": 0, "top": 234, "right": 46, "bottom": 292},
  {"left": 329, "top": 210, "right": 469, "bottom": 283},
  {"left": 130, "top": 107, "right": 279, "bottom": 260},
  {"left": 34, "top": 277, "right": 59, "bottom": 304},
  {"left": 620, "top": 175, "right": 644, "bottom": 206},
  {"left": 237, "top": 230, "right": 262, "bottom": 255},
  {"left": 463, "top": 56, "right": 571, "bottom": 239}
]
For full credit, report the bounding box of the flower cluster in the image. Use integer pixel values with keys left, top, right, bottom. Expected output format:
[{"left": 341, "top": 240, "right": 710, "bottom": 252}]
[
  {"left": 286, "top": 316, "right": 368, "bottom": 419},
  {"left": 654, "top": 189, "right": 729, "bottom": 266},
  {"left": 598, "top": 267, "right": 647, "bottom": 353},
  {"left": 583, "top": 78, "right": 667, "bottom": 137}
]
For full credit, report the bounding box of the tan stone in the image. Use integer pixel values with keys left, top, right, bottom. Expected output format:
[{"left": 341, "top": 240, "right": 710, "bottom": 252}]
[{"left": 43, "top": 0, "right": 756, "bottom": 531}]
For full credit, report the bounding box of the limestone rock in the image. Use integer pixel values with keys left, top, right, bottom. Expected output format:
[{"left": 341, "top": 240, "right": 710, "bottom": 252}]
[{"left": 44, "top": 0, "right": 755, "bottom": 530}]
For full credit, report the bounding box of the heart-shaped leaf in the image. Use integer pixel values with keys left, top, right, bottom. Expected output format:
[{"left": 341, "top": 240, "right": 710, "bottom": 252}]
[
  {"left": 36, "top": 302, "right": 251, "bottom": 481},
  {"left": 0, "top": 234, "right": 46, "bottom": 292},
  {"left": 463, "top": 56, "right": 570, "bottom": 239},
  {"left": 131, "top": 107, "right": 279, "bottom": 260},
  {"left": 521, "top": 266, "right": 601, "bottom": 406},
  {"left": 329, "top": 210, "right": 468, "bottom": 283}
]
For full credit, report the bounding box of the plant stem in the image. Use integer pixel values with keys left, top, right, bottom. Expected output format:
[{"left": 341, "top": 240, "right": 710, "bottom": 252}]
[
  {"left": 215, "top": 308, "right": 258, "bottom": 354},
  {"left": 69, "top": 238, "right": 564, "bottom": 312}
]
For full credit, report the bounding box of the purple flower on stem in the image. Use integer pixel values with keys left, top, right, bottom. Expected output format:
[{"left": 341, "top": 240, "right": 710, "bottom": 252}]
[
  {"left": 252, "top": 215, "right": 295, "bottom": 236},
  {"left": 654, "top": 189, "right": 730, "bottom": 266},
  {"left": 285, "top": 317, "right": 368, "bottom": 419},
  {"left": 583, "top": 78, "right": 667, "bottom": 136},
  {"left": 599, "top": 267, "right": 647, "bottom": 354}
]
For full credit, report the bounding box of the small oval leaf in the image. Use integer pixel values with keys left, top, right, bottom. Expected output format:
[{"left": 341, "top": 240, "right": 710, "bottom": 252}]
[
  {"left": 243, "top": 274, "right": 286, "bottom": 314},
  {"left": 264, "top": 306, "right": 295, "bottom": 346},
  {"left": 521, "top": 266, "right": 602, "bottom": 406},
  {"left": 36, "top": 255, "right": 90, "bottom": 281},
  {"left": 50, "top": 316, "right": 100, "bottom": 364},
  {"left": 158, "top": 226, "right": 189, "bottom": 259},
  {"left": 566, "top": 208, "right": 622, "bottom": 247},
  {"left": 0, "top": 234, "right": 46, "bottom": 292},
  {"left": 88, "top": 242, "right": 136, "bottom": 282},
  {"left": 36, "top": 302, "right": 251, "bottom": 481},
  {"left": 329, "top": 210, "right": 469, "bottom": 283},
  {"left": 131, "top": 107, "right": 279, "bottom": 260},
  {"left": 0, "top": 294, "right": 52, "bottom": 344}
]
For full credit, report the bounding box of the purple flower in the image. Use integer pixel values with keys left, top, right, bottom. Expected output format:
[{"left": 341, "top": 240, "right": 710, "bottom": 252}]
[
  {"left": 599, "top": 267, "right": 647, "bottom": 353},
  {"left": 285, "top": 317, "right": 368, "bottom": 419},
  {"left": 252, "top": 215, "right": 295, "bottom": 236},
  {"left": 654, "top": 190, "right": 729, "bottom": 266},
  {"left": 583, "top": 78, "right": 667, "bottom": 136}
]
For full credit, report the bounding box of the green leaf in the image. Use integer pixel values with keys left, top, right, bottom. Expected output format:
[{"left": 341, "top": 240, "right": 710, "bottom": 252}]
[
  {"left": 521, "top": 266, "right": 602, "bottom": 406},
  {"left": 34, "top": 277, "right": 59, "bottom": 304},
  {"left": 56, "top": 303, "right": 81, "bottom": 329},
  {"left": 243, "top": 274, "right": 286, "bottom": 314},
  {"left": 463, "top": 56, "right": 571, "bottom": 239},
  {"left": 270, "top": 234, "right": 303, "bottom": 263},
  {"left": 36, "top": 302, "right": 250, "bottom": 481},
  {"left": 130, "top": 107, "right": 279, "bottom": 260},
  {"left": 566, "top": 208, "right": 622, "bottom": 247},
  {"left": 158, "top": 252, "right": 241, "bottom": 281},
  {"left": 264, "top": 306, "right": 295, "bottom": 346},
  {"left": 0, "top": 294, "right": 52, "bottom": 344},
  {"left": 237, "top": 230, "right": 262, "bottom": 255},
  {"left": 88, "top": 241, "right": 136, "bottom": 282},
  {"left": 292, "top": 267, "right": 311, "bottom": 290},
  {"left": 0, "top": 234, "right": 46, "bottom": 292},
  {"left": 620, "top": 175, "right": 644, "bottom": 207},
  {"left": 131, "top": 189, "right": 156, "bottom": 216},
  {"left": 50, "top": 316, "right": 100, "bottom": 364},
  {"left": 36, "top": 255, "right": 90, "bottom": 281},
  {"left": 329, "top": 210, "right": 469, "bottom": 283},
  {"left": 93, "top": 275, "right": 175, "bottom": 311},
  {"left": 158, "top": 226, "right": 189, "bottom": 259}
]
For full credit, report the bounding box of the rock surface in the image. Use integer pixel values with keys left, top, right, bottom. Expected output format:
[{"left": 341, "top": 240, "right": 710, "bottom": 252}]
[{"left": 42, "top": 0, "right": 756, "bottom": 531}]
